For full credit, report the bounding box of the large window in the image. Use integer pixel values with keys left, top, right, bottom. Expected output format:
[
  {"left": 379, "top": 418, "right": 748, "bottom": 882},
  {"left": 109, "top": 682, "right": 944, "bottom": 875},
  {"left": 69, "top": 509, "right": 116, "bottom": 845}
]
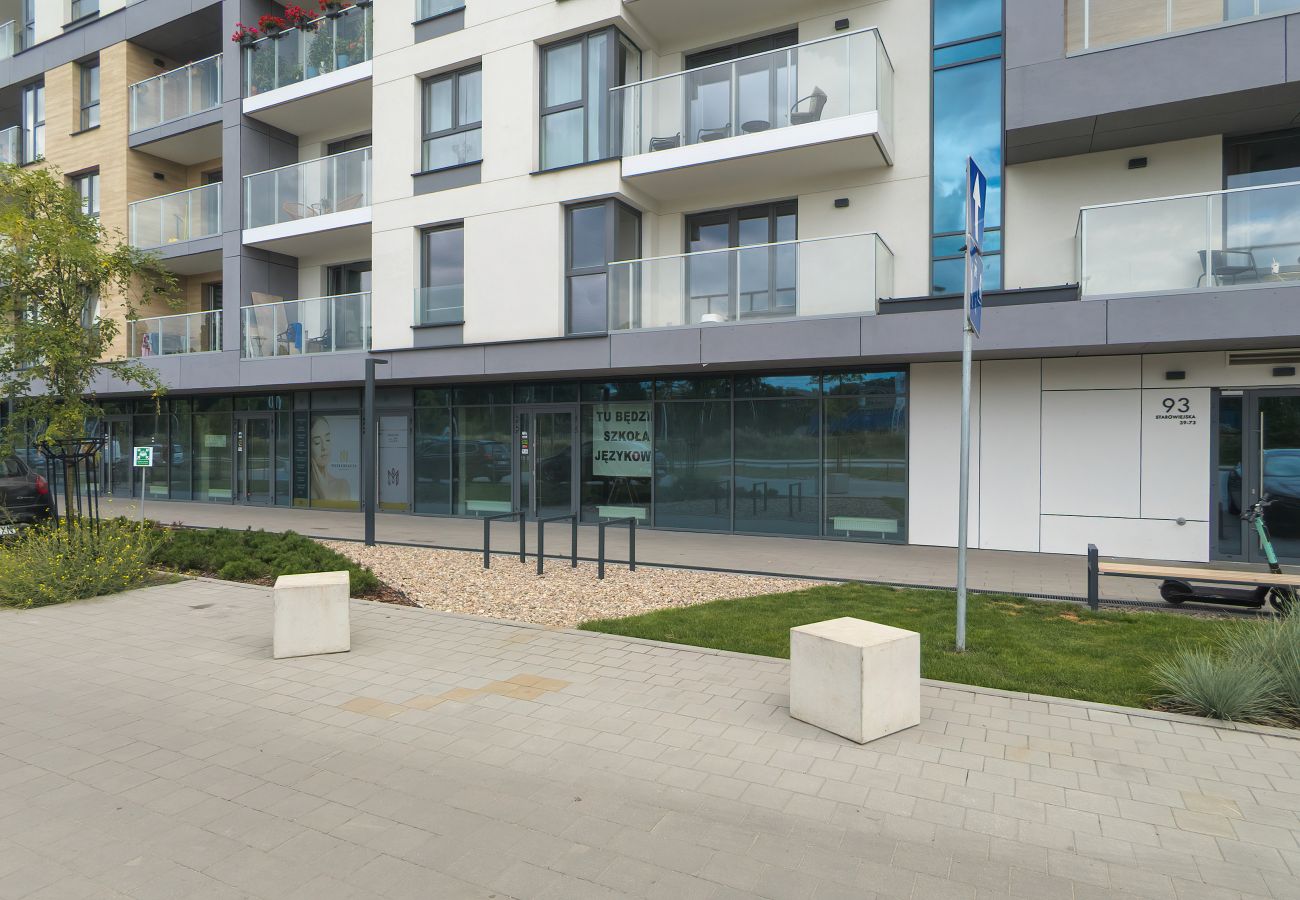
[
  {"left": 71, "top": 171, "right": 99, "bottom": 217},
  {"left": 931, "top": 0, "right": 1002, "bottom": 295},
  {"left": 421, "top": 66, "right": 482, "bottom": 172},
  {"left": 419, "top": 223, "right": 465, "bottom": 325},
  {"left": 79, "top": 60, "right": 100, "bottom": 131},
  {"left": 21, "top": 82, "right": 44, "bottom": 164},
  {"left": 685, "top": 202, "right": 797, "bottom": 322},
  {"left": 566, "top": 200, "right": 641, "bottom": 334},
  {"left": 540, "top": 28, "right": 640, "bottom": 170}
]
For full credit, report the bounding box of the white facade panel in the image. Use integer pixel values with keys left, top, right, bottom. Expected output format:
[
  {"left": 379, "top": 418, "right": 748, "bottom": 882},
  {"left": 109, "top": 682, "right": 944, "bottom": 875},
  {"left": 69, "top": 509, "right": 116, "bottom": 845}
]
[
  {"left": 1040, "top": 515, "right": 1209, "bottom": 562},
  {"left": 1040, "top": 389, "right": 1141, "bottom": 519},
  {"left": 908, "top": 362, "right": 980, "bottom": 548},
  {"left": 1042, "top": 355, "right": 1141, "bottom": 391},
  {"left": 1140, "top": 387, "right": 1211, "bottom": 523},
  {"left": 978, "top": 359, "right": 1042, "bottom": 552}
]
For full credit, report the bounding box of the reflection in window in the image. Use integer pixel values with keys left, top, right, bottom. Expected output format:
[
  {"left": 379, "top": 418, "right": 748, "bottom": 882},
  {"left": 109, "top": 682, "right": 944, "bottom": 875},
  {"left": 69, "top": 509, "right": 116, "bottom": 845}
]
[
  {"left": 540, "top": 28, "right": 639, "bottom": 170},
  {"left": 79, "top": 61, "right": 100, "bottom": 131},
  {"left": 451, "top": 406, "right": 512, "bottom": 515},
  {"left": 654, "top": 400, "right": 731, "bottom": 531},
  {"left": 414, "top": 406, "right": 453, "bottom": 515},
  {"left": 419, "top": 223, "right": 464, "bottom": 325},
  {"left": 566, "top": 199, "right": 641, "bottom": 334},
  {"left": 422, "top": 66, "right": 482, "bottom": 172},
  {"left": 734, "top": 398, "right": 820, "bottom": 535}
]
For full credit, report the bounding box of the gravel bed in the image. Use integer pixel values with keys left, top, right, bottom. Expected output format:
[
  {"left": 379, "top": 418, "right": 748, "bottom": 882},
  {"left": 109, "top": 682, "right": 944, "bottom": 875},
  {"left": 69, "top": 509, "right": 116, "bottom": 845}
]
[{"left": 321, "top": 541, "right": 824, "bottom": 628}]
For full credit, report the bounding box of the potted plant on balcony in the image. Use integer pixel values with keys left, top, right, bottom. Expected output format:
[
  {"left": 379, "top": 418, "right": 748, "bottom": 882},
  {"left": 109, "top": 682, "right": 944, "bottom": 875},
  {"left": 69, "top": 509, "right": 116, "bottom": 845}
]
[
  {"left": 258, "top": 14, "right": 289, "bottom": 39},
  {"left": 319, "top": 0, "right": 349, "bottom": 18},
  {"left": 231, "top": 23, "right": 260, "bottom": 48},
  {"left": 354, "top": 0, "right": 372, "bottom": 7},
  {"left": 283, "top": 5, "right": 317, "bottom": 32}
]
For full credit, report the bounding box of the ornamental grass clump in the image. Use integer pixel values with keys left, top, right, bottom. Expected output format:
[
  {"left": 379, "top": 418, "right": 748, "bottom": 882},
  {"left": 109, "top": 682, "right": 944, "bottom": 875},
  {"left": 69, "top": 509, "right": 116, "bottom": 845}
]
[
  {"left": 1152, "top": 612, "right": 1300, "bottom": 727},
  {"left": 0, "top": 518, "right": 162, "bottom": 609}
]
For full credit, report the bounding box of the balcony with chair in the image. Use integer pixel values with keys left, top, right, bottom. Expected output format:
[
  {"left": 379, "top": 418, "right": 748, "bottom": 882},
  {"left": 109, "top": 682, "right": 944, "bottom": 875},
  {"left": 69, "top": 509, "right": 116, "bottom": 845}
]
[
  {"left": 1077, "top": 181, "right": 1300, "bottom": 299},
  {"left": 606, "top": 232, "right": 893, "bottom": 332},
  {"left": 128, "top": 182, "right": 223, "bottom": 273},
  {"left": 128, "top": 309, "right": 223, "bottom": 359},
  {"left": 128, "top": 55, "right": 223, "bottom": 162},
  {"left": 614, "top": 28, "right": 893, "bottom": 201},
  {"left": 241, "top": 147, "right": 371, "bottom": 256},
  {"left": 241, "top": 292, "right": 371, "bottom": 359},
  {"left": 241, "top": 3, "right": 373, "bottom": 137}
]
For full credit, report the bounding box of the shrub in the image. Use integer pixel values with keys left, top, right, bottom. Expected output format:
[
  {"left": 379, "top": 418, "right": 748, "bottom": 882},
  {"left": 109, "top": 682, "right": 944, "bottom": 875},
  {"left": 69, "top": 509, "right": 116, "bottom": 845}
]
[
  {"left": 152, "top": 527, "right": 382, "bottom": 597},
  {"left": 0, "top": 518, "right": 162, "bottom": 609},
  {"left": 1152, "top": 647, "right": 1281, "bottom": 724}
]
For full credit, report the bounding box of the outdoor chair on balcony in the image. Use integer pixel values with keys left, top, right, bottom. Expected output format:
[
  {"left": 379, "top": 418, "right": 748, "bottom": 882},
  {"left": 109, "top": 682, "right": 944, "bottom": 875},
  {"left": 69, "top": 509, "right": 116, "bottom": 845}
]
[
  {"left": 1197, "top": 250, "right": 1260, "bottom": 286},
  {"left": 697, "top": 124, "right": 731, "bottom": 143},
  {"left": 790, "top": 87, "right": 828, "bottom": 126},
  {"left": 333, "top": 194, "right": 365, "bottom": 212},
  {"left": 649, "top": 133, "right": 682, "bottom": 151},
  {"left": 282, "top": 202, "right": 311, "bottom": 220}
]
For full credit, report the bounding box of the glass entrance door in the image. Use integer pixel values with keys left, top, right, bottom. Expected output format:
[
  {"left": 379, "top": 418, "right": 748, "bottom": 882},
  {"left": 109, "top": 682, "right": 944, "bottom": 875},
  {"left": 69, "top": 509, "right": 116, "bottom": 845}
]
[
  {"left": 516, "top": 406, "right": 577, "bottom": 519},
  {"left": 101, "top": 416, "right": 132, "bottom": 497},
  {"left": 234, "top": 414, "right": 274, "bottom": 505},
  {"left": 1256, "top": 393, "right": 1300, "bottom": 563}
]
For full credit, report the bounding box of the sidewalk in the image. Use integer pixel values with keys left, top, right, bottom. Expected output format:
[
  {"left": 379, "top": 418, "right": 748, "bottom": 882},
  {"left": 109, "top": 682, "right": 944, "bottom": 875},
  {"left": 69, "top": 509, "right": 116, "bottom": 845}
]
[{"left": 102, "top": 495, "right": 1159, "bottom": 602}]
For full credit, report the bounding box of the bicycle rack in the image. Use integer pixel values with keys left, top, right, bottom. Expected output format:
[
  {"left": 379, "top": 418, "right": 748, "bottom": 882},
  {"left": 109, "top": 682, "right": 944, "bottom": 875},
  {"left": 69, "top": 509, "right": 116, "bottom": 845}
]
[
  {"left": 482, "top": 510, "right": 525, "bottom": 569},
  {"left": 536, "top": 513, "right": 579, "bottom": 575},
  {"left": 597, "top": 517, "right": 638, "bottom": 580}
]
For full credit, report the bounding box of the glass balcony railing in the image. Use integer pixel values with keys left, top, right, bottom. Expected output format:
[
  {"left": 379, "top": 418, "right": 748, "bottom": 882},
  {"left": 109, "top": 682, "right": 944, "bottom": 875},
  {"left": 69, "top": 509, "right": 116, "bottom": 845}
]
[
  {"left": 613, "top": 28, "right": 892, "bottom": 158},
  {"left": 1066, "top": 0, "right": 1299, "bottom": 53},
  {"left": 607, "top": 233, "right": 893, "bottom": 331},
  {"left": 129, "top": 55, "right": 222, "bottom": 133},
  {"left": 0, "top": 20, "right": 18, "bottom": 61},
  {"left": 418, "top": 0, "right": 465, "bottom": 18},
  {"left": 1077, "top": 181, "right": 1300, "bottom": 298},
  {"left": 0, "top": 126, "right": 19, "bottom": 165},
  {"left": 243, "top": 147, "right": 371, "bottom": 230},
  {"left": 241, "top": 293, "right": 371, "bottom": 358},
  {"left": 243, "top": 4, "right": 372, "bottom": 96},
  {"left": 414, "top": 286, "right": 464, "bottom": 326},
  {"left": 70, "top": 0, "right": 99, "bottom": 22},
  {"left": 129, "top": 183, "right": 222, "bottom": 250},
  {"left": 128, "top": 310, "right": 223, "bottom": 358}
]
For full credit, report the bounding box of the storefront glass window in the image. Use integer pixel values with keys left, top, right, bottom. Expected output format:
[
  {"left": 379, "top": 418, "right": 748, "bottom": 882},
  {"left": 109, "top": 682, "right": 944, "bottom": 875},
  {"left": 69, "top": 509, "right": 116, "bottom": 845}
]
[
  {"left": 451, "top": 406, "right": 512, "bottom": 515},
  {"left": 169, "top": 411, "right": 192, "bottom": 500},
  {"left": 192, "top": 413, "right": 232, "bottom": 501},
  {"left": 1216, "top": 394, "right": 1244, "bottom": 557},
  {"left": 415, "top": 407, "right": 453, "bottom": 515},
  {"left": 733, "top": 398, "right": 820, "bottom": 535},
  {"left": 308, "top": 413, "right": 360, "bottom": 510},
  {"left": 653, "top": 400, "right": 731, "bottom": 530},
  {"left": 581, "top": 403, "right": 652, "bottom": 523}
]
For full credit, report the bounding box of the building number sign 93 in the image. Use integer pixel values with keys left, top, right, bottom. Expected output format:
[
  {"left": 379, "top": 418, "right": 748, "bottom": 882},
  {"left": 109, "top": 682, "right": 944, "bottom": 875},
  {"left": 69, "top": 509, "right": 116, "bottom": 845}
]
[{"left": 1158, "top": 396, "right": 1197, "bottom": 425}]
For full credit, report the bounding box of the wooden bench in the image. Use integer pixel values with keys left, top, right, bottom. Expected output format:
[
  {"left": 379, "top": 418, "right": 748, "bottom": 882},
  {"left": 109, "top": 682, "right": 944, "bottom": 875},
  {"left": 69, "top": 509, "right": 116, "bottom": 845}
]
[{"left": 1086, "top": 544, "right": 1300, "bottom": 610}]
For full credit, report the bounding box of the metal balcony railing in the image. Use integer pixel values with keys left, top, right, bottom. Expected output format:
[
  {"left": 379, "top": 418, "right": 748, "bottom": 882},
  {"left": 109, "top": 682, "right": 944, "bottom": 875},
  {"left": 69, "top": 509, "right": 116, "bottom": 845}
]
[
  {"left": 607, "top": 233, "right": 894, "bottom": 331},
  {"left": 612, "top": 28, "right": 892, "bottom": 158},
  {"left": 241, "top": 292, "right": 371, "bottom": 358},
  {"left": 129, "top": 183, "right": 222, "bottom": 250},
  {"left": 243, "top": 3, "right": 372, "bottom": 96},
  {"left": 1077, "top": 180, "right": 1300, "bottom": 297},
  {"left": 129, "top": 55, "right": 222, "bottom": 132},
  {"left": 243, "top": 147, "right": 371, "bottom": 229},
  {"left": 128, "top": 310, "right": 223, "bottom": 358}
]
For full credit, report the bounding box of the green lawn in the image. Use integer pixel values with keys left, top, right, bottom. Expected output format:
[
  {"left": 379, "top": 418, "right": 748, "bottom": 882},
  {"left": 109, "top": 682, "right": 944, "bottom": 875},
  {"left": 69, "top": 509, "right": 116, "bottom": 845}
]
[{"left": 580, "top": 584, "right": 1224, "bottom": 709}]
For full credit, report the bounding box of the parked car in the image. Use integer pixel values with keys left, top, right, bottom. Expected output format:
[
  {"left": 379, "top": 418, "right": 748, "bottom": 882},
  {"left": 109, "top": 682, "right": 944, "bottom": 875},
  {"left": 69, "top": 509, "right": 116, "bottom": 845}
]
[
  {"left": 1226, "top": 449, "right": 1300, "bottom": 538},
  {"left": 0, "top": 455, "right": 55, "bottom": 536}
]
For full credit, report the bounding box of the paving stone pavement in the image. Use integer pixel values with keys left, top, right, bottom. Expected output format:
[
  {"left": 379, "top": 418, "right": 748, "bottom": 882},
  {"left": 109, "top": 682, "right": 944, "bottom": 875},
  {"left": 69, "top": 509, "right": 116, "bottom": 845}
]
[{"left": 1, "top": 580, "right": 1298, "bottom": 900}]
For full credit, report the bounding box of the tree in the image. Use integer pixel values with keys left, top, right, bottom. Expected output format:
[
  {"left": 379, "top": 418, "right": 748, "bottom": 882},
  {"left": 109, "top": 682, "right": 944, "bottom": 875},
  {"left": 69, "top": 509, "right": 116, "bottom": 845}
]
[{"left": 0, "top": 163, "right": 176, "bottom": 495}]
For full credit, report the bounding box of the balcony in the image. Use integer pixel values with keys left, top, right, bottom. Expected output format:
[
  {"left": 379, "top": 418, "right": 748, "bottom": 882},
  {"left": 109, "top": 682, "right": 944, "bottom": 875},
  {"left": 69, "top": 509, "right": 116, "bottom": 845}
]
[
  {"left": 241, "top": 293, "right": 371, "bottom": 358},
  {"left": 128, "top": 310, "right": 223, "bottom": 358},
  {"left": 0, "top": 19, "right": 19, "bottom": 61},
  {"left": 242, "top": 147, "right": 371, "bottom": 255},
  {"left": 614, "top": 29, "right": 893, "bottom": 200},
  {"left": 1066, "top": 0, "right": 1296, "bottom": 53},
  {"left": 0, "top": 126, "right": 18, "bottom": 165},
  {"left": 242, "top": 4, "right": 373, "bottom": 135},
  {"left": 607, "top": 233, "right": 893, "bottom": 331},
  {"left": 131, "top": 56, "right": 222, "bottom": 132},
  {"left": 129, "top": 183, "right": 223, "bottom": 273},
  {"left": 1077, "top": 181, "right": 1300, "bottom": 299}
]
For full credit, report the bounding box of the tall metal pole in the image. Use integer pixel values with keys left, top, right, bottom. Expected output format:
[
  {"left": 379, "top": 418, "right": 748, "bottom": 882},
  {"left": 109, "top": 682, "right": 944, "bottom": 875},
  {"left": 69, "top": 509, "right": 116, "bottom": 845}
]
[
  {"left": 362, "top": 356, "right": 388, "bottom": 546},
  {"left": 956, "top": 322, "right": 972, "bottom": 652}
]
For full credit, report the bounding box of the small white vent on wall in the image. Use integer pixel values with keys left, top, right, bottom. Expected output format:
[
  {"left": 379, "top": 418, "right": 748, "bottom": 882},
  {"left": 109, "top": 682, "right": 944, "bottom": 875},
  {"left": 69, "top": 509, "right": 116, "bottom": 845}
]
[{"left": 1226, "top": 350, "right": 1300, "bottom": 367}]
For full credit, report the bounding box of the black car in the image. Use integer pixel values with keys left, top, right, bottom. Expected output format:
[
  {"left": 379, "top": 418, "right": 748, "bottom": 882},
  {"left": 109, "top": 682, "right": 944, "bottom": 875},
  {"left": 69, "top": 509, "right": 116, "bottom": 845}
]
[{"left": 0, "top": 455, "right": 55, "bottom": 535}]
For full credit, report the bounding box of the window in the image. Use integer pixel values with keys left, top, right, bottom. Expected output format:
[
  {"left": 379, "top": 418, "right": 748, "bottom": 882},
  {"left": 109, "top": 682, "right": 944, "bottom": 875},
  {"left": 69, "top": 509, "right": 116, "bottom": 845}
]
[
  {"left": 419, "top": 224, "right": 465, "bottom": 325},
  {"left": 565, "top": 200, "right": 641, "bottom": 334},
  {"left": 540, "top": 28, "right": 640, "bottom": 170},
  {"left": 79, "top": 60, "right": 100, "bottom": 130},
  {"left": 71, "top": 171, "right": 99, "bottom": 217},
  {"left": 682, "top": 30, "right": 798, "bottom": 144},
  {"left": 21, "top": 82, "right": 44, "bottom": 164},
  {"left": 418, "top": 0, "right": 465, "bottom": 20},
  {"left": 421, "top": 66, "right": 481, "bottom": 172},
  {"left": 21, "top": 0, "right": 34, "bottom": 50},
  {"left": 70, "top": 0, "right": 99, "bottom": 21},
  {"left": 931, "top": 0, "right": 1002, "bottom": 295},
  {"left": 684, "top": 202, "right": 797, "bottom": 323}
]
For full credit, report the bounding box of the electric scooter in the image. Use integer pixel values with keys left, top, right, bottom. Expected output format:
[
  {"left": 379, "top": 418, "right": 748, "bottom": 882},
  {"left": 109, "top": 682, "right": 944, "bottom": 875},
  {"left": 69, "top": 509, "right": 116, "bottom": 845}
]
[{"left": 1160, "top": 496, "right": 1297, "bottom": 612}]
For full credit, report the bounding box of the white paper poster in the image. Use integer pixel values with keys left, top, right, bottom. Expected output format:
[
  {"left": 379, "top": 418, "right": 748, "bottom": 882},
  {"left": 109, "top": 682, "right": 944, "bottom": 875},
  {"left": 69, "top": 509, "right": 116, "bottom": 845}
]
[{"left": 592, "top": 403, "right": 652, "bottom": 477}]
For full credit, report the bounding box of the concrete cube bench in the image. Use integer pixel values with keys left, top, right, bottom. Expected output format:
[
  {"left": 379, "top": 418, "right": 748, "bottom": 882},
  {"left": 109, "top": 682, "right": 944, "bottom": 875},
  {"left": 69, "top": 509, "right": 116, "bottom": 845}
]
[
  {"left": 790, "top": 617, "right": 920, "bottom": 744},
  {"left": 273, "top": 571, "right": 351, "bottom": 660}
]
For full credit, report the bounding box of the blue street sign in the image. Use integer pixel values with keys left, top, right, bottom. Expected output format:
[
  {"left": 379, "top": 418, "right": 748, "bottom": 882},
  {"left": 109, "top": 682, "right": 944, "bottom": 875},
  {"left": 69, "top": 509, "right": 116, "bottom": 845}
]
[
  {"left": 966, "top": 157, "right": 987, "bottom": 252},
  {"left": 968, "top": 252, "right": 983, "bottom": 337}
]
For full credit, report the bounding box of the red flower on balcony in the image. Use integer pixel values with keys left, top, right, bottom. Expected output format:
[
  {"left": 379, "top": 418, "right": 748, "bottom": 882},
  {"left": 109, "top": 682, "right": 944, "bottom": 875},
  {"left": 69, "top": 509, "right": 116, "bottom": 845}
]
[
  {"left": 319, "top": 0, "right": 351, "bottom": 15},
  {"left": 231, "top": 23, "right": 260, "bottom": 45},
  {"left": 257, "top": 14, "right": 289, "bottom": 37},
  {"left": 283, "top": 5, "right": 316, "bottom": 30}
]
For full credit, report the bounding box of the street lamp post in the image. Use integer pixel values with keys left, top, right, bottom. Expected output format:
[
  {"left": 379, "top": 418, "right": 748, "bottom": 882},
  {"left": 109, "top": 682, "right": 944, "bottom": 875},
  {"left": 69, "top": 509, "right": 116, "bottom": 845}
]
[{"left": 363, "top": 356, "right": 389, "bottom": 546}]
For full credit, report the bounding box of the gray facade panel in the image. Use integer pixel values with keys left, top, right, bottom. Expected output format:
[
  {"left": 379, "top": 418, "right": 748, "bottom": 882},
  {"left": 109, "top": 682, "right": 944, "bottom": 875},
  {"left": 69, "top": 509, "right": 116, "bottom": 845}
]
[
  {"left": 240, "top": 356, "right": 312, "bottom": 387},
  {"left": 155, "top": 235, "right": 223, "bottom": 263},
  {"left": 413, "top": 164, "right": 481, "bottom": 195},
  {"left": 609, "top": 328, "right": 702, "bottom": 371},
  {"left": 699, "top": 317, "right": 862, "bottom": 366},
  {"left": 412, "top": 325, "right": 466, "bottom": 348},
  {"left": 482, "top": 337, "right": 611, "bottom": 377},
  {"left": 1004, "top": 0, "right": 1064, "bottom": 69},
  {"left": 1104, "top": 286, "right": 1300, "bottom": 346},
  {"left": 127, "top": 107, "right": 223, "bottom": 150},
  {"left": 386, "top": 345, "right": 485, "bottom": 382},
  {"left": 414, "top": 9, "right": 465, "bottom": 43}
]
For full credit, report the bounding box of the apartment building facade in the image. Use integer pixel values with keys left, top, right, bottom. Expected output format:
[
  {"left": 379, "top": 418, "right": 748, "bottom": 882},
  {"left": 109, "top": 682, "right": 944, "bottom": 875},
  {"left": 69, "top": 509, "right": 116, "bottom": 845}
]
[{"left": 3, "top": 0, "right": 1299, "bottom": 566}]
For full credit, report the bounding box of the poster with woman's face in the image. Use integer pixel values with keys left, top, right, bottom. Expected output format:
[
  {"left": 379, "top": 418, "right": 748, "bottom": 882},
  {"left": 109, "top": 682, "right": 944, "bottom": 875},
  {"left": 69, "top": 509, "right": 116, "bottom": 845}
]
[{"left": 309, "top": 415, "right": 360, "bottom": 508}]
